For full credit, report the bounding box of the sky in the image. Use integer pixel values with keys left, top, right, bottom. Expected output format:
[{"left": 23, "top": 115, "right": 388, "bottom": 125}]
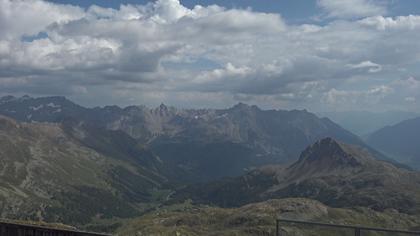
[{"left": 1, "top": 0, "right": 420, "bottom": 111}]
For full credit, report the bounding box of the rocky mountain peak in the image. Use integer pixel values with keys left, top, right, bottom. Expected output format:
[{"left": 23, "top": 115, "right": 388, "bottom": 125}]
[
  {"left": 159, "top": 103, "right": 169, "bottom": 114},
  {"left": 289, "top": 138, "right": 363, "bottom": 175},
  {"left": 231, "top": 102, "right": 251, "bottom": 110},
  {"left": 229, "top": 103, "right": 261, "bottom": 114},
  {"left": 159, "top": 103, "right": 168, "bottom": 110},
  {"left": 21, "top": 95, "right": 31, "bottom": 100},
  {"left": 300, "top": 137, "right": 345, "bottom": 160}
]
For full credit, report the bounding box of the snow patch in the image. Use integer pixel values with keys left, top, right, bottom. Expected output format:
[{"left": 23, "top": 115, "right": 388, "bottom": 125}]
[
  {"left": 215, "top": 113, "right": 228, "bottom": 119},
  {"left": 47, "top": 103, "right": 61, "bottom": 108},
  {"left": 30, "top": 105, "right": 44, "bottom": 111}
]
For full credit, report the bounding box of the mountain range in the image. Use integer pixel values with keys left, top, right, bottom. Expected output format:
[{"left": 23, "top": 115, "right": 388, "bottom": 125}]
[
  {"left": 318, "top": 111, "right": 419, "bottom": 136},
  {"left": 0, "top": 95, "right": 375, "bottom": 182},
  {"left": 1, "top": 95, "right": 419, "bottom": 234},
  {"left": 367, "top": 117, "right": 420, "bottom": 170},
  {"left": 173, "top": 138, "right": 420, "bottom": 214}
]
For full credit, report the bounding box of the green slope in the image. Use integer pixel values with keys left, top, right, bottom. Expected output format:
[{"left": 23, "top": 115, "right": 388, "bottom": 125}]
[{"left": 0, "top": 116, "right": 170, "bottom": 226}]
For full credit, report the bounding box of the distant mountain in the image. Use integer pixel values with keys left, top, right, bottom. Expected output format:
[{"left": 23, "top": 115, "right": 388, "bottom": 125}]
[
  {"left": 367, "top": 117, "right": 420, "bottom": 170},
  {"left": 318, "top": 111, "right": 419, "bottom": 136},
  {"left": 174, "top": 138, "right": 420, "bottom": 214},
  {"left": 0, "top": 95, "right": 381, "bottom": 182},
  {"left": 146, "top": 103, "right": 375, "bottom": 182},
  {"left": 0, "top": 95, "right": 88, "bottom": 123},
  {"left": 0, "top": 115, "right": 169, "bottom": 225}
]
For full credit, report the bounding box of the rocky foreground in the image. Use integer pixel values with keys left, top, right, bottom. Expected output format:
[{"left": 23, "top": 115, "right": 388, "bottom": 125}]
[{"left": 114, "top": 198, "right": 420, "bottom": 236}]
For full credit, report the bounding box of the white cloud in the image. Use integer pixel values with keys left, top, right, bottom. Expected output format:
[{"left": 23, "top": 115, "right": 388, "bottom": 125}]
[
  {"left": 194, "top": 63, "right": 253, "bottom": 83},
  {"left": 0, "top": 0, "right": 420, "bottom": 111},
  {"left": 349, "top": 61, "right": 382, "bottom": 73},
  {"left": 0, "top": 0, "right": 84, "bottom": 40},
  {"left": 150, "top": 0, "right": 194, "bottom": 23},
  {"left": 317, "top": 0, "right": 386, "bottom": 19},
  {"left": 359, "top": 15, "right": 420, "bottom": 30}
]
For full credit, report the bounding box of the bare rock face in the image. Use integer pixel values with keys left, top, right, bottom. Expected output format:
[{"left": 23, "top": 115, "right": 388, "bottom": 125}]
[{"left": 284, "top": 138, "right": 385, "bottom": 181}]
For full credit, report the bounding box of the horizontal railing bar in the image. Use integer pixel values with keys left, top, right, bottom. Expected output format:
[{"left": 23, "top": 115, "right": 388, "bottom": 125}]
[
  {"left": 277, "top": 219, "right": 420, "bottom": 235},
  {"left": 0, "top": 220, "right": 111, "bottom": 236}
]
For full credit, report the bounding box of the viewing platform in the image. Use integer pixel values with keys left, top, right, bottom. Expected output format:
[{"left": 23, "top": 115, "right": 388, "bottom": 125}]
[
  {"left": 276, "top": 219, "right": 420, "bottom": 236},
  {"left": 0, "top": 220, "right": 110, "bottom": 236}
]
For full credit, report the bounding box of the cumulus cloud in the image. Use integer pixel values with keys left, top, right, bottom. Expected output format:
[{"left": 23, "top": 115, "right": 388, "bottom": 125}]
[
  {"left": 0, "top": 0, "right": 84, "bottom": 40},
  {"left": 317, "top": 0, "right": 387, "bottom": 19},
  {"left": 359, "top": 15, "right": 420, "bottom": 30},
  {"left": 0, "top": 0, "right": 419, "bottom": 111}
]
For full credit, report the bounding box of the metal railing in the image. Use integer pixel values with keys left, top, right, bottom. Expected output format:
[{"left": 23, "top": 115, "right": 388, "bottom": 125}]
[
  {"left": 0, "top": 220, "right": 111, "bottom": 236},
  {"left": 276, "top": 219, "right": 420, "bottom": 236}
]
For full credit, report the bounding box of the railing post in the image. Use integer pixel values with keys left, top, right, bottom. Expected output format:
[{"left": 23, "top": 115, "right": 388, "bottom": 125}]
[{"left": 276, "top": 219, "right": 420, "bottom": 235}]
